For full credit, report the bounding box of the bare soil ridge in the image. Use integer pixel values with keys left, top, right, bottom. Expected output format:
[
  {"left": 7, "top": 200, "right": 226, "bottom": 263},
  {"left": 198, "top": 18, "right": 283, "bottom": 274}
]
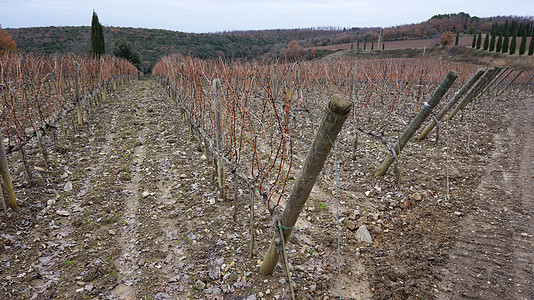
[{"left": 438, "top": 96, "right": 534, "bottom": 299}]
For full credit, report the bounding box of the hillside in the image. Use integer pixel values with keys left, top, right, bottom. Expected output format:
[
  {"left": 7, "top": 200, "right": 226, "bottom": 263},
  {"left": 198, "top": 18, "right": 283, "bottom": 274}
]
[
  {"left": 5, "top": 13, "right": 532, "bottom": 72},
  {"left": 6, "top": 26, "right": 344, "bottom": 72}
]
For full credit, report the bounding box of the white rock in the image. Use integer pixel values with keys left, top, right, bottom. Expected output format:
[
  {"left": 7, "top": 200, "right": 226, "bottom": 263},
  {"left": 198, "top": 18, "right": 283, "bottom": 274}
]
[
  {"left": 63, "top": 181, "right": 73, "bottom": 192},
  {"left": 47, "top": 199, "right": 56, "bottom": 207},
  {"left": 194, "top": 280, "right": 206, "bottom": 290},
  {"left": 355, "top": 225, "right": 373, "bottom": 243},
  {"left": 34, "top": 166, "right": 45, "bottom": 172},
  {"left": 56, "top": 210, "right": 71, "bottom": 217},
  {"left": 201, "top": 154, "right": 207, "bottom": 161},
  {"left": 142, "top": 191, "right": 150, "bottom": 198}
]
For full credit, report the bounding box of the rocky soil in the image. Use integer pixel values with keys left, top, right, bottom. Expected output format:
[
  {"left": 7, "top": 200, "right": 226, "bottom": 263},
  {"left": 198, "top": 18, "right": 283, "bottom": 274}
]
[{"left": 0, "top": 77, "right": 532, "bottom": 299}]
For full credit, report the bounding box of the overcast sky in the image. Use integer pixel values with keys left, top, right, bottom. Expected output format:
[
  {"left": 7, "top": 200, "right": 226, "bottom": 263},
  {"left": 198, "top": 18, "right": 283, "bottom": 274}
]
[{"left": 1, "top": 0, "right": 532, "bottom": 33}]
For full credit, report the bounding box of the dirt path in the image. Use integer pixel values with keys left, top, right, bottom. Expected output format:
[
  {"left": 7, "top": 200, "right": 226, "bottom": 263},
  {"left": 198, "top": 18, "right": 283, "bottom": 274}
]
[
  {"left": 438, "top": 96, "right": 534, "bottom": 299},
  {"left": 0, "top": 78, "right": 375, "bottom": 299}
]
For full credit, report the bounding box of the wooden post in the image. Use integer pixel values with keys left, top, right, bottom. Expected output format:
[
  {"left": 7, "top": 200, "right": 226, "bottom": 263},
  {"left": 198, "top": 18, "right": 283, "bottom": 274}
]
[
  {"left": 416, "top": 68, "right": 425, "bottom": 114},
  {"left": 498, "top": 69, "right": 524, "bottom": 95},
  {"left": 417, "top": 68, "right": 485, "bottom": 141},
  {"left": 488, "top": 67, "right": 513, "bottom": 95},
  {"left": 447, "top": 68, "right": 496, "bottom": 121},
  {"left": 61, "top": 120, "right": 67, "bottom": 139},
  {"left": 0, "top": 184, "right": 7, "bottom": 211},
  {"left": 249, "top": 186, "right": 255, "bottom": 258},
  {"left": 232, "top": 167, "right": 239, "bottom": 223},
  {"left": 213, "top": 79, "right": 225, "bottom": 198},
  {"left": 516, "top": 71, "right": 534, "bottom": 95},
  {"left": 479, "top": 66, "right": 504, "bottom": 95},
  {"left": 51, "top": 127, "right": 59, "bottom": 152},
  {"left": 20, "top": 145, "right": 33, "bottom": 182},
  {"left": 74, "top": 64, "right": 83, "bottom": 126},
  {"left": 259, "top": 94, "right": 351, "bottom": 275},
  {"left": 375, "top": 71, "right": 458, "bottom": 176},
  {"left": 352, "top": 133, "right": 358, "bottom": 160},
  {"left": 36, "top": 130, "right": 49, "bottom": 169},
  {"left": 0, "top": 134, "right": 17, "bottom": 209}
]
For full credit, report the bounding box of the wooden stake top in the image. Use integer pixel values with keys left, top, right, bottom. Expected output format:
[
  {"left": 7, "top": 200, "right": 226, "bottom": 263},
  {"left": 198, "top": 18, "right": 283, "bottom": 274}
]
[{"left": 328, "top": 94, "right": 352, "bottom": 115}]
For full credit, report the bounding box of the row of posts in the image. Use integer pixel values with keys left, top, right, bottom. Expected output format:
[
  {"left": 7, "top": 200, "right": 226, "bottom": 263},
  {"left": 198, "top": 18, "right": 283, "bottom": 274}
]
[{"left": 162, "top": 65, "right": 530, "bottom": 274}]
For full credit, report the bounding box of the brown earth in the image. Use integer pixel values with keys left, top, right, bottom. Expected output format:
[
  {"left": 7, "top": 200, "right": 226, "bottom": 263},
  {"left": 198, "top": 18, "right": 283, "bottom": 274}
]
[
  {"left": 315, "top": 36, "right": 474, "bottom": 51},
  {"left": 0, "top": 77, "right": 532, "bottom": 299}
]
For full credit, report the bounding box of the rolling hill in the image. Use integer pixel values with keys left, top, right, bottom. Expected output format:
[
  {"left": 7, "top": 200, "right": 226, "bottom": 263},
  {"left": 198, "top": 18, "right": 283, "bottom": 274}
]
[{"left": 5, "top": 13, "right": 532, "bottom": 72}]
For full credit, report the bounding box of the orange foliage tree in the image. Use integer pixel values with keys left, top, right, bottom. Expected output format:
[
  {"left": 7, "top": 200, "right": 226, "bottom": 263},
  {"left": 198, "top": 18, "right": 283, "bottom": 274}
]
[
  {"left": 0, "top": 26, "right": 17, "bottom": 54},
  {"left": 439, "top": 31, "right": 455, "bottom": 47},
  {"left": 282, "top": 40, "right": 306, "bottom": 60}
]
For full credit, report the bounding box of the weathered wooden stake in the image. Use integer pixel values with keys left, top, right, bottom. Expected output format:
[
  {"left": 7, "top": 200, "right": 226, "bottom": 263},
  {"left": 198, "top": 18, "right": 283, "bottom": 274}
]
[
  {"left": 260, "top": 94, "right": 351, "bottom": 275},
  {"left": 71, "top": 111, "right": 77, "bottom": 131},
  {"left": 74, "top": 64, "right": 83, "bottom": 126},
  {"left": 0, "top": 184, "right": 7, "bottom": 211},
  {"left": 232, "top": 168, "right": 239, "bottom": 224},
  {"left": 51, "top": 127, "right": 59, "bottom": 152},
  {"left": 213, "top": 79, "right": 225, "bottom": 198},
  {"left": 447, "top": 68, "right": 496, "bottom": 121},
  {"left": 61, "top": 121, "right": 67, "bottom": 139},
  {"left": 36, "top": 130, "right": 49, "bottom": 169},
  {"left": 20, "top": 145, "right": 33, "bottom": 182},
  {"left": 479, "top": 66, "right": 503, "bottom": 94},
  {"left": 516, "top": 71, "right": 534, "bottom": 95},
  {"left": 498, "top": 69, "right": 524, "bottom": 95},
  {"left": 488, "top": 67, "right": 513, "bottom": 95},
  {"left": 417, "top": 68, "right": 485, "bottom": 141},
  {"left": 375, "top": 70, "right": 458, "bottom": 176},
  {"left": 0, "top": 134, "right": 17, "bottom": 209},
  {"left": 352, "top": 133, "right": 358, "bottom": 160},
  {"left": 249, "top": 187, "right": 255, "bottom": 258}
]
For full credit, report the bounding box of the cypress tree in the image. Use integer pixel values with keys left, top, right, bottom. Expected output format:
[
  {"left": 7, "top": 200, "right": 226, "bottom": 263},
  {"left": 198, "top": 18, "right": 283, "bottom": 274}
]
[
  {"left": 483, "top": 33, "right": 489, "bottom": 50},
  {"left": 529, "top": 34, "right": 534, "bottom": 55},
  {"left": 509, "top": 35, "right": 516, "bottom": 55},
  {"left": 502, "top": 34, "right": 509, "bottom": 53},
  {"left": 503, "top": 20, "right": 510, "bottom": 36},
  {"left": 371, "top": 41, "right": 374, "bottom": 50},
  {"left": 363, "top": 41, "right": 366, "bottom": 50},
  {"left": 90, "top": 11, "right": 105, "bottom": 58},
  {"left": 472, "top": 34, "right": 476, "bottom": 48},
  {"left": 491, "top": 22, "right": 498, "bottom": 35},
  {"left": 519, "top": 36, "right": 527, "bottom": 55},
  {"left": 382, "top": 42, "right": 385, "bottom": 50},
  {"left": 455, "top": 32, "right": 459, "bottom": 45},
  {"left": 357, "top": 40, "right": 360, "bottom": 50},
  {"left": 489, "top": 34, "right": 496, "bottom": 51},
  {"left": 476, "top": 32, "right": 482, "bottom": 49},
  {"left": 496, "top": 35, "right": 503, "bottom": 52}
]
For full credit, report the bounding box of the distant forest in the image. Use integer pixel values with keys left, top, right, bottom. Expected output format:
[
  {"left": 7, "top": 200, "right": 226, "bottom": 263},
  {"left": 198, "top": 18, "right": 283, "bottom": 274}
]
[{"left": 6, "top": 12, "right": 532, "bottom": 72}]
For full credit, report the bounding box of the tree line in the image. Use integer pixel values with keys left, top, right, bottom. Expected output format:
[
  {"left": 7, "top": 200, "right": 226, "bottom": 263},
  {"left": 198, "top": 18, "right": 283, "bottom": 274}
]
[{"left": 468, "top": 29, "right": 534, "bottom": 56}]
